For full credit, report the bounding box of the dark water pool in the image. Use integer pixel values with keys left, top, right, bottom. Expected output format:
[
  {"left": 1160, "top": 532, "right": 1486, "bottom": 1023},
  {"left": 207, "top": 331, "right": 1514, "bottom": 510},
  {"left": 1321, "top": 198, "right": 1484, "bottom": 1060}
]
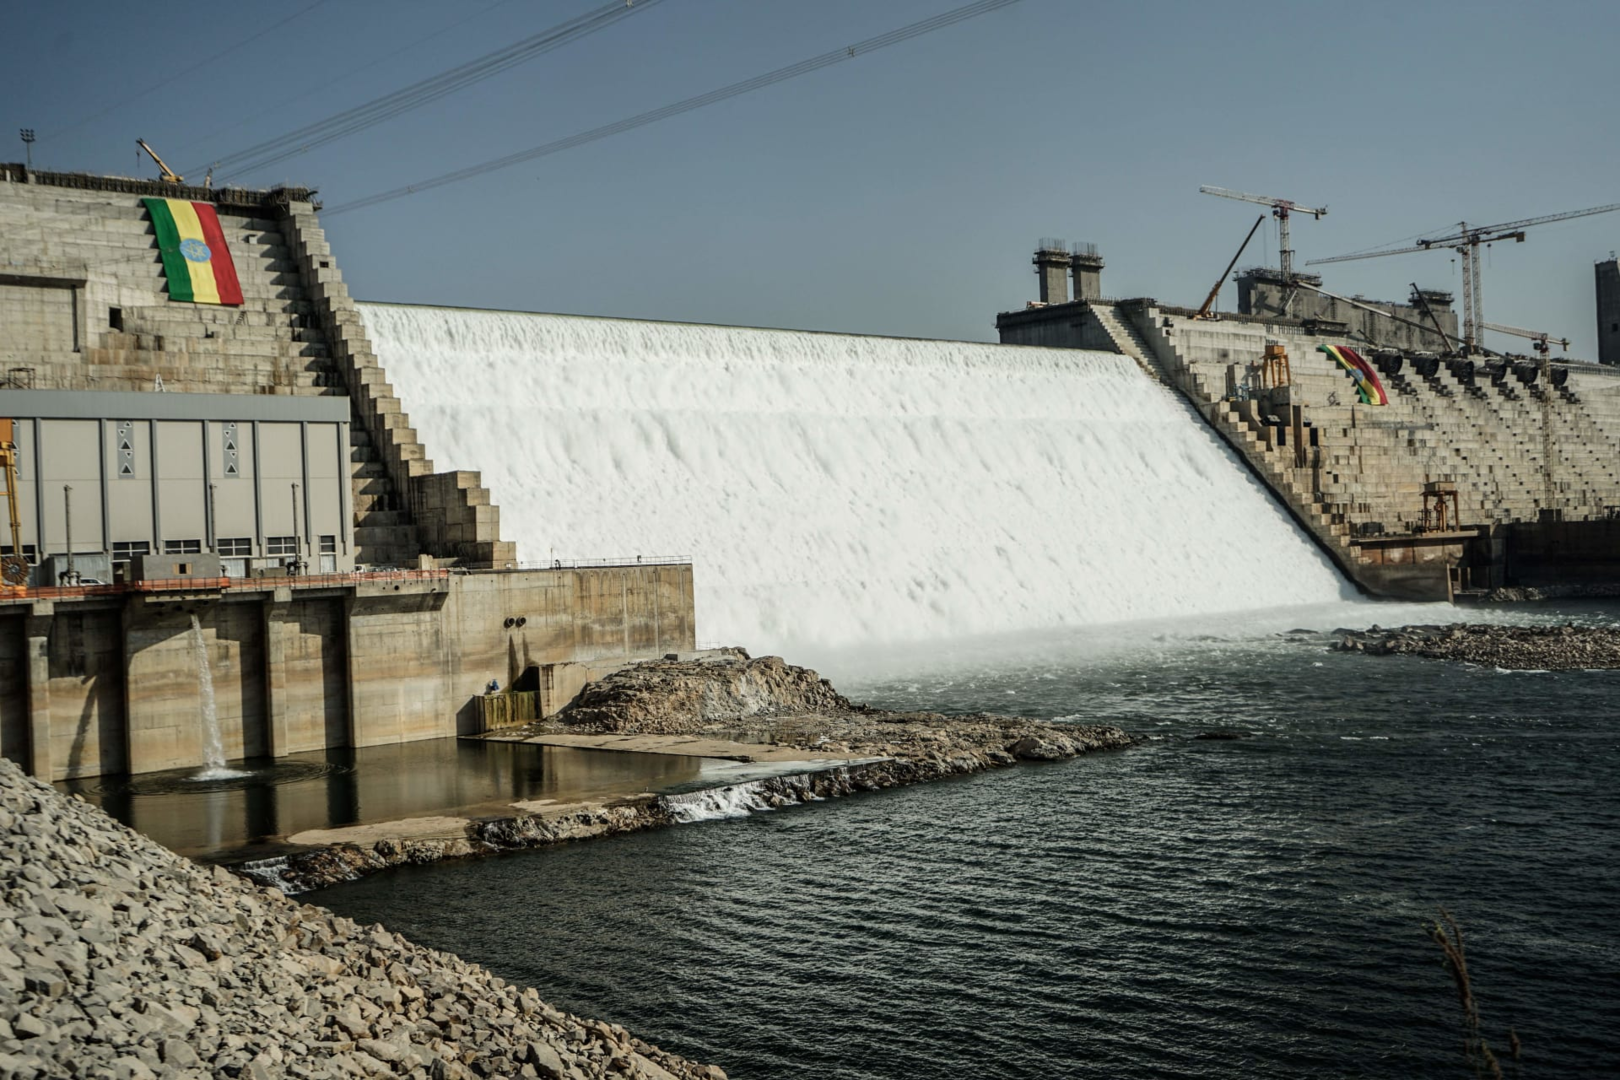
[{"left": 314, "top": 612, "right": 1620, "bottom": 1078}]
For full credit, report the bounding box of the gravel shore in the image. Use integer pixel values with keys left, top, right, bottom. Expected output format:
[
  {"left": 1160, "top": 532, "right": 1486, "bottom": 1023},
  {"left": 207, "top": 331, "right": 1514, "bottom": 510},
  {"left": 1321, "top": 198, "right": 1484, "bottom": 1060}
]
[
  {"left": 1330, "top": 622, "right": 1620, "bottom": 669},
  {"left": 0, "top": 757, "right": 723, "bottom": 1080}
]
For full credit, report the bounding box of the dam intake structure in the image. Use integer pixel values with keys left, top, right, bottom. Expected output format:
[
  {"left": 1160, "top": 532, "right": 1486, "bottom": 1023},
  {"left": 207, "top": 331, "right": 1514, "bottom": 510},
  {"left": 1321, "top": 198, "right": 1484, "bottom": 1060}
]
[{"left": 361, "top": 304, "right": 1354, "bottom": 654}]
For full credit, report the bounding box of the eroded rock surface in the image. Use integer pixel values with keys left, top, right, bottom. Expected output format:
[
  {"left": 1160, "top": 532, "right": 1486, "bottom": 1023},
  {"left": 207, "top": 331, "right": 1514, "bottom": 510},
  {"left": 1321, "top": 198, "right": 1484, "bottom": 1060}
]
[
  {"left": 0, "top": 757, "right": 723, "bottom": 1080},
  {"left": 1330, "top": 622, "right": 1620, "bottom": 669}
]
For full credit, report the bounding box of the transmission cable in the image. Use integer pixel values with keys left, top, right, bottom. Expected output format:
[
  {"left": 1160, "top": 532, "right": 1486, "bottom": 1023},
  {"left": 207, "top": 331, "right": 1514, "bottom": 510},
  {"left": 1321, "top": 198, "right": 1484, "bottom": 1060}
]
[
  {"left": 47, "top": 1, "right": 332, "bottom": 144},
  {"left": 170, "top": 0, "right": 521, "bottom": 163},
  {"left": 326, "top": 0, "right": 1021, "bottom": 217},
  {"left": 208, "top": 0, "right": 667, "bottom": 181}
]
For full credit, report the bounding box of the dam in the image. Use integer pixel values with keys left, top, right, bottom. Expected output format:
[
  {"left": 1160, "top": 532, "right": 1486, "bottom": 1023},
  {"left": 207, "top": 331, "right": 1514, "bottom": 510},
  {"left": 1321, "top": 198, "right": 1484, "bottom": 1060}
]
[
  {"left": 4, "top": 165, "right": 1618, "bottom": 784},
  {"left": 360, "top": 303, "right": 1353, "bottom": 655}
]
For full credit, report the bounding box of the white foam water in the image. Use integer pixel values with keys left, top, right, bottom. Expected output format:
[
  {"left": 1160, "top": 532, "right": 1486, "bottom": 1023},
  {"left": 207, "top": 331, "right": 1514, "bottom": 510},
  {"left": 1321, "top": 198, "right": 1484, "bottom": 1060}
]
[
  {"left": 187, "top": 615, "right": 249, "bottom": 782},
  {"left": 663, "top": 781, "right": 777, "bottom": 823},
  {"left": 360, "top": 304, "right": 1354, "bottom": 655}
]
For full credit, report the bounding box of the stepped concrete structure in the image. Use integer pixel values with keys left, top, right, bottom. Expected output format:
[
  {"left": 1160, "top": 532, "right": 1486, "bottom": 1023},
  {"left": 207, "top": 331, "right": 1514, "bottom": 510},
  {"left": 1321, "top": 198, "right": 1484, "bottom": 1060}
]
[
  {"left": 999, "top": 245, "right": 1620, "bottom": 599},
  {"left": 0, "top": 167, "right": 695, "bottom": 781}
]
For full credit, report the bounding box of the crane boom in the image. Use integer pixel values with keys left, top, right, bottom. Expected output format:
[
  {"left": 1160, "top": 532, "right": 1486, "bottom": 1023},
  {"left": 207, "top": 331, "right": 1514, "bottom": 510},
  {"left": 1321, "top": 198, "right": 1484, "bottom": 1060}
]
[
  {"left": 1198, "top": 185, "right": 1327, "bottom": 216},
  {"left": 1308, "top": 243, "right": 1431, "bottom": 266},
  {"left": 135, "top": 139, "right": 183, "bottom": 185},
  {"left": 1306, "top": 199, "right": 1620, "bottom": 355},
  {"left": 1436, "top": 201, "right": 1620, "bottom": 243},
  {"left": 1482, "top": 321, "right": 1569, "bottom": 351},
  {"left": 1200, "top": 185, "right": 1327, "bottom": 282}
]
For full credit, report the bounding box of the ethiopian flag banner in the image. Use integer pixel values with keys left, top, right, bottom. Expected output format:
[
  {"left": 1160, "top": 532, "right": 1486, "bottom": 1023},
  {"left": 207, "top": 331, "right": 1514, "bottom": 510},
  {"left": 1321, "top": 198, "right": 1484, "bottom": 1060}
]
[
  {"left": 1317, "top": 344, "right": 1388, "bottom": 406},
  {"left": 142, "top": 197, "right": 243, "bottom": 305}
]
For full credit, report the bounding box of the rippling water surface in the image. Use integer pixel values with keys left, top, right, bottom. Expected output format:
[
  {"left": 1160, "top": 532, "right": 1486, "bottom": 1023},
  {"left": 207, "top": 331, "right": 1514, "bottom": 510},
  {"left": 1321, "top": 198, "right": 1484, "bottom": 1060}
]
[{"left": 317, "top": 607, "right": 1620, "bottom": 1078}]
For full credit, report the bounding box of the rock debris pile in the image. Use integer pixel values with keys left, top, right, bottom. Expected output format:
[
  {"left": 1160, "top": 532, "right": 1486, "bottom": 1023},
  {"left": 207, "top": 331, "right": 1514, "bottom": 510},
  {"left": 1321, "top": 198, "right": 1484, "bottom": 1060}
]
[
  {"left": 561, "top": 650, "right": 852, "bottom": 734},
  {"left": 0, "top": 757, "right": 722, "bottom": 1080},
  {"left": 552, "top": 651, "right": 1132, "bottom": 772},
  {"left": 1330, "top": 622, "right": 1620, "bottom": 669}
]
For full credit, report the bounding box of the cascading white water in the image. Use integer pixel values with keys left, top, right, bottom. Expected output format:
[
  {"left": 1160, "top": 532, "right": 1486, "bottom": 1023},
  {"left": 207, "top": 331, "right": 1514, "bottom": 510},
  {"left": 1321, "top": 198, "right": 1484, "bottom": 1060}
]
[
  {"left": 360, "top": 304, "right": 1354, "bottom": 656},
  {"left": 187, "top": 615, "right": 246, "bottom": 781}
]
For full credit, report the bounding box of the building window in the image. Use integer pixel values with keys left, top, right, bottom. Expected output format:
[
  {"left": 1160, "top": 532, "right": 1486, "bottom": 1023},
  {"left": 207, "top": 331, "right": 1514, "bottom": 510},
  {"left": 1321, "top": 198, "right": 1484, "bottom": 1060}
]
[
  {"left": 1, "top": 544, "right": 38, "bottom": 565},
  {"left": 163, "top": 539, "right": 202, "bottom": 555},
  {"left": 109, "top": 307, "right": 123, "bottom": 331},
  {"left": 217, "top": 537, "right": 252, "bottom": 557},
  {"left": 319, "top": 535, "right": 336, "bottom": 554},
  {"left": 112, "top": 540, "right": 150, "bottom": 562},
  {"left": 265, "top": 536, "right": 298, "bottom": 556}
]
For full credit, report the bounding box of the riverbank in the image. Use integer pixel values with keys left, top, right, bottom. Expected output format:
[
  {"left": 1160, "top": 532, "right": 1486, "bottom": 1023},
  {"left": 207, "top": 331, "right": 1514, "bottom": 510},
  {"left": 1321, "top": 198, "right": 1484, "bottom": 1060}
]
[
  {"left": 0, "top": 757, "right": 724, "bottom": 1080},
  {"left": 255, "top": 651, "right": 1132, "bottom": 893},
  {"left": 1330, "top": 622, "right": 1620, "bottom": 669}
]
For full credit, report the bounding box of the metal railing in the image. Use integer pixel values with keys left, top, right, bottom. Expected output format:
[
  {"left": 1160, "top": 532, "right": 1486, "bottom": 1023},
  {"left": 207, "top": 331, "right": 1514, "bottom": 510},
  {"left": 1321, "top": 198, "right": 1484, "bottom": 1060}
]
[
  {"left": 3, "top": 567, "right": 450, "bottom": 601},
  {"left": 511, "top": 555, "right": 692, "bottom": 571}
]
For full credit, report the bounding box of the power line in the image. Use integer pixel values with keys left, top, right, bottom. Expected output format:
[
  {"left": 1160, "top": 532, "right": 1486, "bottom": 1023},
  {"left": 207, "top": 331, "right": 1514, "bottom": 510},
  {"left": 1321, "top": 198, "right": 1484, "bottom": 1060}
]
[
  {"left": 170, "top": 0, "right": 521, "bottom": 163},
  {"left": 47, "top": 1, "right": 332, "bottom": 144},
  {"left": 327, "top": 0, "right": 1022, "bottom": 217},
  {"left": 209, "top": 0, "right": 667, "bottom": 181}
]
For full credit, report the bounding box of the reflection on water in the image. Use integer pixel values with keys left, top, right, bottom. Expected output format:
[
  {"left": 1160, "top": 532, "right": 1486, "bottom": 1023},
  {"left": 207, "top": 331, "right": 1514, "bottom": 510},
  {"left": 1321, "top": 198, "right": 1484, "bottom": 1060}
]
[{"left": 57, "top": 739, "right": 707, "bottom": 863}]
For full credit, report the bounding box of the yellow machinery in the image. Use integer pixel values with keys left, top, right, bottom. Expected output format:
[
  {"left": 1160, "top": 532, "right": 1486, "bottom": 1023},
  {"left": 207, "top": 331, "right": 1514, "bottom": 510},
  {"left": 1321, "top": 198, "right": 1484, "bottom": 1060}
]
[
  {"left": 0, "top": 418, "right": 26, "bottom": 588},
  {"left": 136, "top": 138, "right": 184, "bottom": 185}
]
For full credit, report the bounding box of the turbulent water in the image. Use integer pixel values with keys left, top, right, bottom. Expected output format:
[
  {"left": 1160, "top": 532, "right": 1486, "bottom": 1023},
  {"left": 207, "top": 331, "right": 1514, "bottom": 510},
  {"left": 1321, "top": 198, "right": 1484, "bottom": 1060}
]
[
  {"left": 318, "top": 609, "right": 1620, "bottom": 1079},
  {"left": 360, "top": 304, "right": 1353, "bottom": 654},
  {"left": 341, "top": 304, "right": 1615, "bottom": 1074}
]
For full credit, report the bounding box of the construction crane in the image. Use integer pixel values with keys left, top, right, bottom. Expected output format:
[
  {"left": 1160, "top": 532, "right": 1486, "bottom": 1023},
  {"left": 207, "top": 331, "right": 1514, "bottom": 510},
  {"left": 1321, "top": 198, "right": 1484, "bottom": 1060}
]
[
  {"left": 1199, "top": 185, "right": 1328, "bottom": 282},
  {"left": 135, "top": 138, "right": 183, "bottom": 185},
  {"left": 1307, "top": 201, "right": 1620, "bottom": 354},
  {"left": 1482, "top": 321, "right": 1569, "bottom": 358},
  {"left": 1195, "top": 215, "right": 1265, "bottom": 319},
  {"left": 0, "top": 419, "right": 27, "bottom": 589}
]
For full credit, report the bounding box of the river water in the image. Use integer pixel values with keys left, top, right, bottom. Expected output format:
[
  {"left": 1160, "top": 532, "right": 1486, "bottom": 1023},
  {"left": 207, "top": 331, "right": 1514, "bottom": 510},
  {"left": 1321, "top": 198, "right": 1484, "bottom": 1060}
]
[{"left": 315, "top": 604, "right": 1620, "bottom": 1079}]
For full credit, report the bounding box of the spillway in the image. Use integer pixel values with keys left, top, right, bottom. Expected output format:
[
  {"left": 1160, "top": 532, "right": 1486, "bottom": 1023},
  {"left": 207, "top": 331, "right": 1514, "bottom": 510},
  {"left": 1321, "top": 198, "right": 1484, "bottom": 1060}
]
[{"left": 359, "top": 304, "right": 1353, "bottom": 654}]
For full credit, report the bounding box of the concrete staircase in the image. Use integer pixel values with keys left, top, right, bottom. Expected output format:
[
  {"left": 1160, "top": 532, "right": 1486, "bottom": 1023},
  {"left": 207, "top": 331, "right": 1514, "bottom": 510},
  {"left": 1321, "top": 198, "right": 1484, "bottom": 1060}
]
[
  {"left": 1087, "top": 302, "right": 1167, "bottom": 385},
  {"left": 278, "top": 203, "right": 516, "bottom": 569},
  {"left": 1098, "top": 300, "right": 1620, "bottom": 597}
]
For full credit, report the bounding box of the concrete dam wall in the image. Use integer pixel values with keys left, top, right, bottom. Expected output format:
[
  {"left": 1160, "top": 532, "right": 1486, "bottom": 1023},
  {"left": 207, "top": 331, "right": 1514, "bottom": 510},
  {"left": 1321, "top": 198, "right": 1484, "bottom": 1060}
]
[
  {"left": 0, "top": 169, "right": 696, "bottom": 780},
  {"left": 360, "top": 304, "right": 1354, "bottom": 656}
]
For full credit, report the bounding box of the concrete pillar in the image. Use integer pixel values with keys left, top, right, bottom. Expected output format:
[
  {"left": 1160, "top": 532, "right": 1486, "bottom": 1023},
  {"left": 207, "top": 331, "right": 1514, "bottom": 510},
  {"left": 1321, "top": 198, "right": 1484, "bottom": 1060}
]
[
  {"left": 1597, "top": 258, "right": 1620, "bottom": 367},
  {"left": 262, "top": 590, "right": 291, "bottom": 758},
  {"left": 1033, "top": 245, "right": 1071, "bottom": 305},
  {"left": 1071, "top": 245, "right": 1105, "bottom": 301},
  {"left": 24, "top": 604, "right": 52, "bottom": 779}
]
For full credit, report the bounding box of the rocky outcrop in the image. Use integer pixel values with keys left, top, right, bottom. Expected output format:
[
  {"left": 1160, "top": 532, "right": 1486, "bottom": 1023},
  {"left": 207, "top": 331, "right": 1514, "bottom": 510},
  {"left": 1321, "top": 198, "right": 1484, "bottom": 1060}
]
[
  {"left": 260, "top": 799, "right": 676, "bottom": 896},
  {"left": 0, "top": 757, "right": 722, "bottom": 1080},
  {"left": 550, "top": 650, "right": 1130, "bottom": 763},
  {"left": 560, "top": 649, "right": 853, "bottom": 734},
  {"left": 1330, "top": 622, "right": 1620, "bottom": 669}
]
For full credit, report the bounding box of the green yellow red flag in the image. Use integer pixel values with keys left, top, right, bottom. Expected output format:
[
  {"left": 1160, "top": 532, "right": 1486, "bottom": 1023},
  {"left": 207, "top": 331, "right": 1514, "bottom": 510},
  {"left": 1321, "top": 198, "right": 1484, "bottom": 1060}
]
[{"left": 142, "top": 197, "right": 243, "bottom": 306}]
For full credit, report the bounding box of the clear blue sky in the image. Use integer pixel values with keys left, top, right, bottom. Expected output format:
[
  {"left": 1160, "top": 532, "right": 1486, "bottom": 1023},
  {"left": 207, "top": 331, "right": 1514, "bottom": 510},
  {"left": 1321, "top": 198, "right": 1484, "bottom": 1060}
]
[{"left": 10, "top": 0, "right": 1620, "bottom": 356}]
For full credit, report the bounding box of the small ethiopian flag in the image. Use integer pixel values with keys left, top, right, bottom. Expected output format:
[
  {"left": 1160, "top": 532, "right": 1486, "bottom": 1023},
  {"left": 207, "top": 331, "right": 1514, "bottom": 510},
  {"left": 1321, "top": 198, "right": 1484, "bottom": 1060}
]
[{"left": 142, "top": 197, "right": 243, "bottom": 306}]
